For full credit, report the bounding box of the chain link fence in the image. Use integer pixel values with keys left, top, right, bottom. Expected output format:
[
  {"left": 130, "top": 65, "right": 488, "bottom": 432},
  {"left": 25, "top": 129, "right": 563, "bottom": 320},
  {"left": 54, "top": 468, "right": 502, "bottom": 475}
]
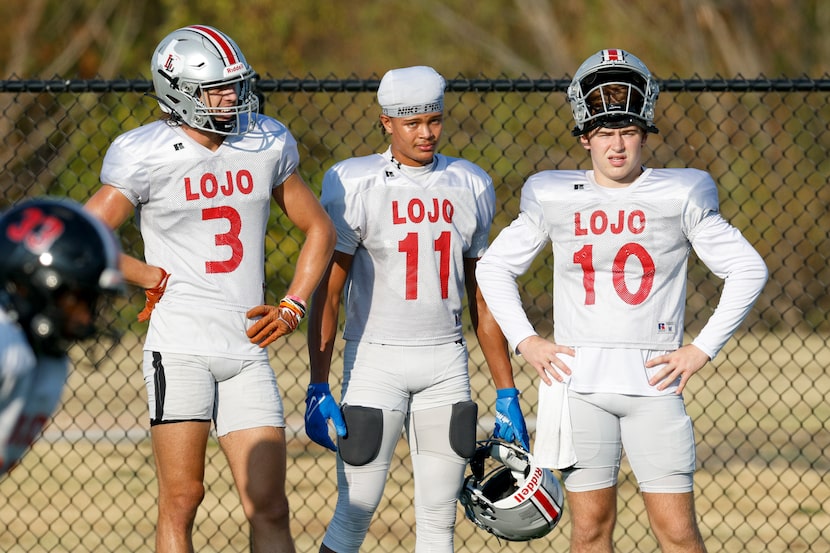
[{"left": 0, "top": 76, "right": 828, "bottom": 552}]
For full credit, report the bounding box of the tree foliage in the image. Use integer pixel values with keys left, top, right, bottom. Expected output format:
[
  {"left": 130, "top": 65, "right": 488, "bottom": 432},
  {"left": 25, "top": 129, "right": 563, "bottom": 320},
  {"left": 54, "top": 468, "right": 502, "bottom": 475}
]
[{"left": 1, "top": 0, "right": 827, "bottom": 80}]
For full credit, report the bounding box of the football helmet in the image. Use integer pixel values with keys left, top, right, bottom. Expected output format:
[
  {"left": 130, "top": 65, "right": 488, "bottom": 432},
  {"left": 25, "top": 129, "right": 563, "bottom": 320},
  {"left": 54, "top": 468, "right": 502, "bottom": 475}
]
[
  {"left": 460, "top": 439, "right": 564, "bottom": 541},
  {"left": 0, "top": 198, "right": 124, "bottom": 356},
  {"left": 567, "top": 48, "right": 659, "bottom": 136},
  {"left": 151, "top": 25, "right": 259, "bottom": 135}
]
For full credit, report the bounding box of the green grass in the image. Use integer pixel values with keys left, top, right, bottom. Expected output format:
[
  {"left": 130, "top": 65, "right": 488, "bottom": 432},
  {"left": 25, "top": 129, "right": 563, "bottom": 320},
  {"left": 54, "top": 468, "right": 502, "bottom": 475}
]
[{"left": 1, "top": 330, "right": 827, "bottom": 552}]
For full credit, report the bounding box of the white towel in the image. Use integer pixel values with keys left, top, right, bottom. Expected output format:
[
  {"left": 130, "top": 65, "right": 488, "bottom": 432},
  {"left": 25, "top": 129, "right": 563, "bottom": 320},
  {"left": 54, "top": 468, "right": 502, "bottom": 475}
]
[{"left": 533, "top": 378, "right": 577, "bottom": 470}]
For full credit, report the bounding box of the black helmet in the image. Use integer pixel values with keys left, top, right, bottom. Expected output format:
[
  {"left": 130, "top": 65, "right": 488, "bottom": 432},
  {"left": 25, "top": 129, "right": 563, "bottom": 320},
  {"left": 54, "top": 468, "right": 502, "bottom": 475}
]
[{"left": 0, "top": 198, "right": 124, "bottom": 356}]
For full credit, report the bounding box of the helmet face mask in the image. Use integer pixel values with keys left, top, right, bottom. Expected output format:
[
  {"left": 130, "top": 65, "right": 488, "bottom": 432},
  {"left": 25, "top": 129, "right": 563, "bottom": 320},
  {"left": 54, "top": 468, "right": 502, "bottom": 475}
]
[
  {"left": 460, "top": 439, "right": 564, "bottom": 542},
  {"left": 151, "top": 25, "right": 259, "bottom": 136},
  {"left": 0, "top": 199, "right": 124, "bottom": 356},
  {"left": 568, "top": 49, "right": 659, "bottom": 137}
]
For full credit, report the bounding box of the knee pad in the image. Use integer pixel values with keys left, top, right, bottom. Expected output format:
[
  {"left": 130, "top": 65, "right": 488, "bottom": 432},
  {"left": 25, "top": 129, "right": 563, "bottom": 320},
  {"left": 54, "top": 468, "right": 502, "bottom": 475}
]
[
  {"left": 338, "top": 405, "right": 384, "bottom": 466},
  {"left": 449, "top": 400, "right": 478, "bottom": 459}
]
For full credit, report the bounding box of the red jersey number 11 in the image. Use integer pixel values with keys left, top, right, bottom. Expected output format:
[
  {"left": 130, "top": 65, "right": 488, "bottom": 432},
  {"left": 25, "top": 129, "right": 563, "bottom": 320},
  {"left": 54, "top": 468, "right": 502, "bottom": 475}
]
[{"left": 399, "top": 231, "right": 451, "bottom": 300}]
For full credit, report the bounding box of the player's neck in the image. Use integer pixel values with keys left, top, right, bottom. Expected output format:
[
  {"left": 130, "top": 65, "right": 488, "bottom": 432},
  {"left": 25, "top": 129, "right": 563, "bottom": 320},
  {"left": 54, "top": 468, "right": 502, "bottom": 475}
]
[{"left": 182, "top": 125, "right": 225, "bottom": 151}]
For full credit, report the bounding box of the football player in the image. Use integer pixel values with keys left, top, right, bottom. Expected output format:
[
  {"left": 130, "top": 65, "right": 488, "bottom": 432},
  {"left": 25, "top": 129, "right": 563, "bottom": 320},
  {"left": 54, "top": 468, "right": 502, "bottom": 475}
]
[
  {"left": 83, "top": 25, "right": 335, "bottom": 553},
  {"left": 0, "top": 198, "right": 123, "bottom": 476},
  {"left": 476, "top": 49, "right": 768, "bottom": 553},
  {"left": 305, "top": 65, "right": 526, "bottom": 553}
]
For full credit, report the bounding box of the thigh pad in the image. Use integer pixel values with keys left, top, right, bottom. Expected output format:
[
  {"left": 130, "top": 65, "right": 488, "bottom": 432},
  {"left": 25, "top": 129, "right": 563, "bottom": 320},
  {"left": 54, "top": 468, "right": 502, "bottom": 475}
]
[
  {"left": 449, "top": 400, "right": 478, "bottom": 459},
  {"left": 338, "top": 404, "right": 384, "bottom": 466}
]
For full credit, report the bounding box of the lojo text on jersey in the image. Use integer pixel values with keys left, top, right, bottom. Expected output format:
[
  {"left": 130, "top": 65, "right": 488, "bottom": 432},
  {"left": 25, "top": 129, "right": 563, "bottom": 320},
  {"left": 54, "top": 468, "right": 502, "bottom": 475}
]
[
  {"left": 574, "top": 209, "right": 646, "bottom": 236},
  {"left": 392, "top": 198, "right": 454, "bottom": 225}
]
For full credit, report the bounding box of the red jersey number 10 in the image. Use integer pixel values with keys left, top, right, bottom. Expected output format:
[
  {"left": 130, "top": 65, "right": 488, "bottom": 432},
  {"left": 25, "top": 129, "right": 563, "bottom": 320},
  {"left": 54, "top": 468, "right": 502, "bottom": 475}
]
[{"left": 573, "top": 242, "right": 655, "bottom": 305}]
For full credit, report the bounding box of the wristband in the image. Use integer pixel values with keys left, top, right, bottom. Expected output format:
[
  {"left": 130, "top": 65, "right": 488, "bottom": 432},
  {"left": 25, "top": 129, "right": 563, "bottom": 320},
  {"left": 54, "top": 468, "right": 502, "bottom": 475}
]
[
  {"left": 277, "top": 296, "right": 306, "bottom": 332},
  {"left": 280, "top": 296, "right": 307, "bottom": 318},
  {"left": 285, "top": 294, "right": 307, "bottom": 310}
]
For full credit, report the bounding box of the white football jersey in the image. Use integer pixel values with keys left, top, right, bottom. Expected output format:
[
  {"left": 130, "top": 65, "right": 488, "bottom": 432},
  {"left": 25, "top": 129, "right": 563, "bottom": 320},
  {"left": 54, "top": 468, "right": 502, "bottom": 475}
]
[
  {"left": 101, "top": 115, "right": 299, "bottom": 359},
  {"left": 0, "top": 309, "right": 68, "bottom": 475},
  {"left": 321, "top": 151, "right": 495, "bottom": 345},
  {"left": 480, "top": 168, "right": 720, "bottom": 350}
]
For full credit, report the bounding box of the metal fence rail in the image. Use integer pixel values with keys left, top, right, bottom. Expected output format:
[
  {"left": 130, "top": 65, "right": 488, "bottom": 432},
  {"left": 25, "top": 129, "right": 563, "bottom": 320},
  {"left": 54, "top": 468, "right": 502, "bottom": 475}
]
[{"left": 0, "top": 77, "right": 827, "bottom": 552}]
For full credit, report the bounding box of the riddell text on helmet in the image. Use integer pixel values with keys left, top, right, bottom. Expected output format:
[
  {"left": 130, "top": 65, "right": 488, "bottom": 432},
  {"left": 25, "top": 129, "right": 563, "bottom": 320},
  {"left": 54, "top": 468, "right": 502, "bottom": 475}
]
[{"left": 512, "top": 466, "right": 544, "bottom": 504}]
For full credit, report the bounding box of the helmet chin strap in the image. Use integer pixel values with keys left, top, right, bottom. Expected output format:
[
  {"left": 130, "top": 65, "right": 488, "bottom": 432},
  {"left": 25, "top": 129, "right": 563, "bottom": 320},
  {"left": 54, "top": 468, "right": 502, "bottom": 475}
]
[
  {"left": 211, "top": 116, "right": 236, "bottom": 133},
  {"left": 491, "top": 442, "right": 531, "bottom": 474}
]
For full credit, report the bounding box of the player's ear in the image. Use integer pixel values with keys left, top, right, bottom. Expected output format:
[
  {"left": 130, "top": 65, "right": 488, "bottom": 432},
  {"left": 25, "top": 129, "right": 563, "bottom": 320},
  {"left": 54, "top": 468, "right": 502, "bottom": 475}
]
[
  {"left": 579, "top": 134, "right": 591, "bottom": 150},
  {"left": 379, "top": 114, "right": 393, "bottom": 135}
]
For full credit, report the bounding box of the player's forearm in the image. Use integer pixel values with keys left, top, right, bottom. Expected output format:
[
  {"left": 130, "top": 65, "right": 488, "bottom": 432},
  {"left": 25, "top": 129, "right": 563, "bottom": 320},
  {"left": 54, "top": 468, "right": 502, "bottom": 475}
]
[
  {"left": 308, "top": 343, "right": 335, "bottom": 385},
  {"left": 473, "top": 287, "right": 516, "bottom": 389},
  {"left": 85, "top": 186, "right": 159, "bottom": 288},
  {"left": 285, "top": 221, "right": 336, "bottom": 302},
  {"left": 307, "top": 285, "right": 341, "bottom": 385},
  {"left": 119, "top": 253, "right": 165, "bottom": 289},
  {"left": 478, "top": 332, "right": 517, "bottom": 389},
  {"left": 692, "top": 251, "right": 768, "bottom": 358},
  {"left": 476, "top": 260, "right": 537, "bottom": 353}
]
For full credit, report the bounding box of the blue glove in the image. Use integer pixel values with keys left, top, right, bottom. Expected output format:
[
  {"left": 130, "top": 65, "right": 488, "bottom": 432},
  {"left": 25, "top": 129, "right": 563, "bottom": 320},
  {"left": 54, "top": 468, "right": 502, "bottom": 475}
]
[
  {"left": 305, "top": 383, "right": 347, "bottom": 451},
  {"left": 494, "top": 387, "right": 530, "bottom": 451}
]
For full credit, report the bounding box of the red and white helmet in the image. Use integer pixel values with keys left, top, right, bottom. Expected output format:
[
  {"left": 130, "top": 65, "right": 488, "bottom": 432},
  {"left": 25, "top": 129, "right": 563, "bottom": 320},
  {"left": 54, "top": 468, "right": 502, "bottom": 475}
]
[
  {"left": 460, "top": 439, "right": 564, "bottom": 542},
  {"left": 150, "top": 25, "right": 259, "bottom": 135},
  {"left": 567, "top": 48, "right": 660, "bottom": 136}
]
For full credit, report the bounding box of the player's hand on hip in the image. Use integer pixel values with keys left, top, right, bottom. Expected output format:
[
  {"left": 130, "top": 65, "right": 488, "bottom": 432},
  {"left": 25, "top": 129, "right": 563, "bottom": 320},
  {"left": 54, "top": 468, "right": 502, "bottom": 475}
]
[
  {"left": 517, "top": 335, "right": 574, "bottom": 386},
  {"left": 137, "top": 268, "right": 170, "bottom": 322},
  {"left": 246, "top": 296, "right": 307, "bottom": 348},
  {"left": 646, "top": 344, "right": 710, "bottom": 394},
  {"left": 305, "top": 383, "right": 347, "bottom": 451},
  {"left": 493, "top": 387, "right": 530, "bottom": 450}
]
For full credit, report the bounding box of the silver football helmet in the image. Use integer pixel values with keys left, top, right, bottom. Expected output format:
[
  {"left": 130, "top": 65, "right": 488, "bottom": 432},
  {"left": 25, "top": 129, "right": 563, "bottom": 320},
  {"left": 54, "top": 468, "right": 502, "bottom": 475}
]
[
  {"left": 567, "top": 48, "right": 659, "bottom": 136},
  {"left": 460, "top": 439, "right": 564, "bottom": 542},
  {"left": 150, "top": 25, "right": 259, "bottom": 135}
]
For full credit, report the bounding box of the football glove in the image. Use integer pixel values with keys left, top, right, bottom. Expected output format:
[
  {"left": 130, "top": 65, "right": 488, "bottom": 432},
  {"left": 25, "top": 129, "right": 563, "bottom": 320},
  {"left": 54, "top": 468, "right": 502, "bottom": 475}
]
[
  {"left": 276, "top": 296, "right": 306, "bottom": 333},
  {"left": 246, "top": 295, "right": 307, "bottom": 348},
  {"left": 138, "top": 269, "right": 170, "bottom": 322},
  {"left": 494, "top": 387, "right": 530, "bottom": 450},
  {"left": 305, "top": 382, "right": 347, "bottom": 451}
]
